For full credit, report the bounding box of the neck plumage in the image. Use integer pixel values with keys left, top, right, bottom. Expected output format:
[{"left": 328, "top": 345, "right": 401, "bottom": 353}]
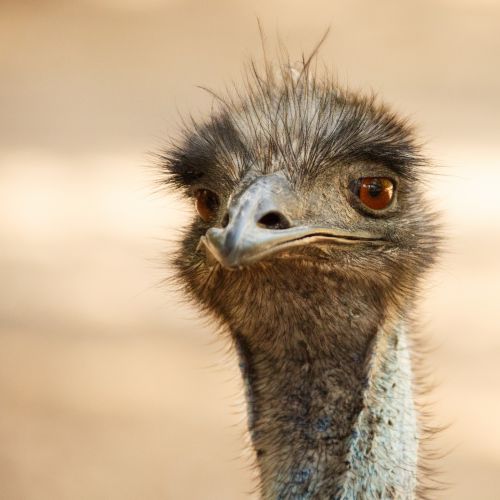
[{"left": 233, "top": 315, "right": 418, "bottom": 499}]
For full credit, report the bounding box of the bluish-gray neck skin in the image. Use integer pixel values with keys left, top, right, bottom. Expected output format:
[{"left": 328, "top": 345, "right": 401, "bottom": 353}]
[{"left": 234, "top": 318, "right": 417, "bottom": 500}]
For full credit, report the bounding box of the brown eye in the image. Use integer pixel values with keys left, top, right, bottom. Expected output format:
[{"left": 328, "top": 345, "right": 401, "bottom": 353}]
[
  {"left": 194, "top": 189, "right": 219, "bottom": 222},
  {"left": 349, "top": 177, "right": 395, "bottom": 211}
]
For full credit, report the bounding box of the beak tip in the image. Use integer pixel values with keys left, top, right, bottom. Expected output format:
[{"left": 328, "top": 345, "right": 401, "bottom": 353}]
[{"left": 202, "top": 229, "right": 243, "bottom": 269}]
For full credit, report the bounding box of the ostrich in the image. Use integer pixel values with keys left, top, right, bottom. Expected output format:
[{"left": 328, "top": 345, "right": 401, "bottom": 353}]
[{"left": 161, "top": 49, "right": 440, "bottom": 499}]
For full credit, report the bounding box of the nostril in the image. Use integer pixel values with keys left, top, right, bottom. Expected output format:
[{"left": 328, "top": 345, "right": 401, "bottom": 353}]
[
  {"left": 257, "top": 211, "right": 291, "bottom": 230},
  {"left": 221, "top": 212, "right": 229, "bottom": 228}
]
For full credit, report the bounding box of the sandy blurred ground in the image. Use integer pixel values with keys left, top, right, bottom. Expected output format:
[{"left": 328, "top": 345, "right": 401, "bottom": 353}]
[{"left": 1, "top": 1, "right": 500, "bottom": 499}]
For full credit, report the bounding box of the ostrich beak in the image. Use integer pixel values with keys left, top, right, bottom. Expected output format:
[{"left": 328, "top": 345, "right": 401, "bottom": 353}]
[{"left": 200, "top": 174, "right": 383, "bottom": 269}]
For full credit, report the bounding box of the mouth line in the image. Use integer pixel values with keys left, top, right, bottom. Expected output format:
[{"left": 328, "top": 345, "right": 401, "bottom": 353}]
[
  {"left": 201, "top": 229, "right": 386, "bottom": 268},
  {"left": 240, "top": 233, "right": 385, "bottom": 263},
  {"left": 286, "top": 232, "right": 385, "bottom": 244}
]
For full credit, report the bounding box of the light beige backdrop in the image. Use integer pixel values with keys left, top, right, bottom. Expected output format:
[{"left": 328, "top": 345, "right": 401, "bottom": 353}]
[{"left": 1, "top": 1, "right": 499, "bottom": 498}]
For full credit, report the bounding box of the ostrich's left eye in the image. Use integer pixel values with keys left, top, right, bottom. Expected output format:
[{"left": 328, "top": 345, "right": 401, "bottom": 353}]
[
  {"left": 194, "top": 189, "right": 220, "bottom": 222},
  {"left": 349, "top": 177, "right": 395, "bottom": 211}
]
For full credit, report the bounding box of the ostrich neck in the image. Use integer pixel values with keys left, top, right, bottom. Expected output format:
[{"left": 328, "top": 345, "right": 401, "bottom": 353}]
[{"left": 233, "top": 316, "right": 418, "bottom": 499}]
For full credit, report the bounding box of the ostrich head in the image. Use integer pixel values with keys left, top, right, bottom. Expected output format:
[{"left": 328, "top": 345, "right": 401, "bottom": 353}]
[{"left": 162, "top": 57, "right": 439, "bottom": 498}]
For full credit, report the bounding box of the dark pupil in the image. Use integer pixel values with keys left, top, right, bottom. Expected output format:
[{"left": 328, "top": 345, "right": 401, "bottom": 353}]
[
  {"left": 367, "top": 181, "right": 382, "bottom": 197},
  {"left": 204, "top": 191, "right": 218, "bottom": 212}
]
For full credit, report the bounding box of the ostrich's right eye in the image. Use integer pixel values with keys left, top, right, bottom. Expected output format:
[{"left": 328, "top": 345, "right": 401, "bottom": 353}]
[{"left": 194, "top": 189, "right": 219, "bottom": 222}]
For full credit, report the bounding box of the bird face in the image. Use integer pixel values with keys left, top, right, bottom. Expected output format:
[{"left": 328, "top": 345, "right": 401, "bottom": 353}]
[{"left": 163, "top": 65, "right": 439, "bottom": 332}]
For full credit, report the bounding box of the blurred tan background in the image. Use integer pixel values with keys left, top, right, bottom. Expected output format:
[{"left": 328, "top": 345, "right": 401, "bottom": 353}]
[{"left": 1, "top": 1, "right": 499, "bottom": 499}]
